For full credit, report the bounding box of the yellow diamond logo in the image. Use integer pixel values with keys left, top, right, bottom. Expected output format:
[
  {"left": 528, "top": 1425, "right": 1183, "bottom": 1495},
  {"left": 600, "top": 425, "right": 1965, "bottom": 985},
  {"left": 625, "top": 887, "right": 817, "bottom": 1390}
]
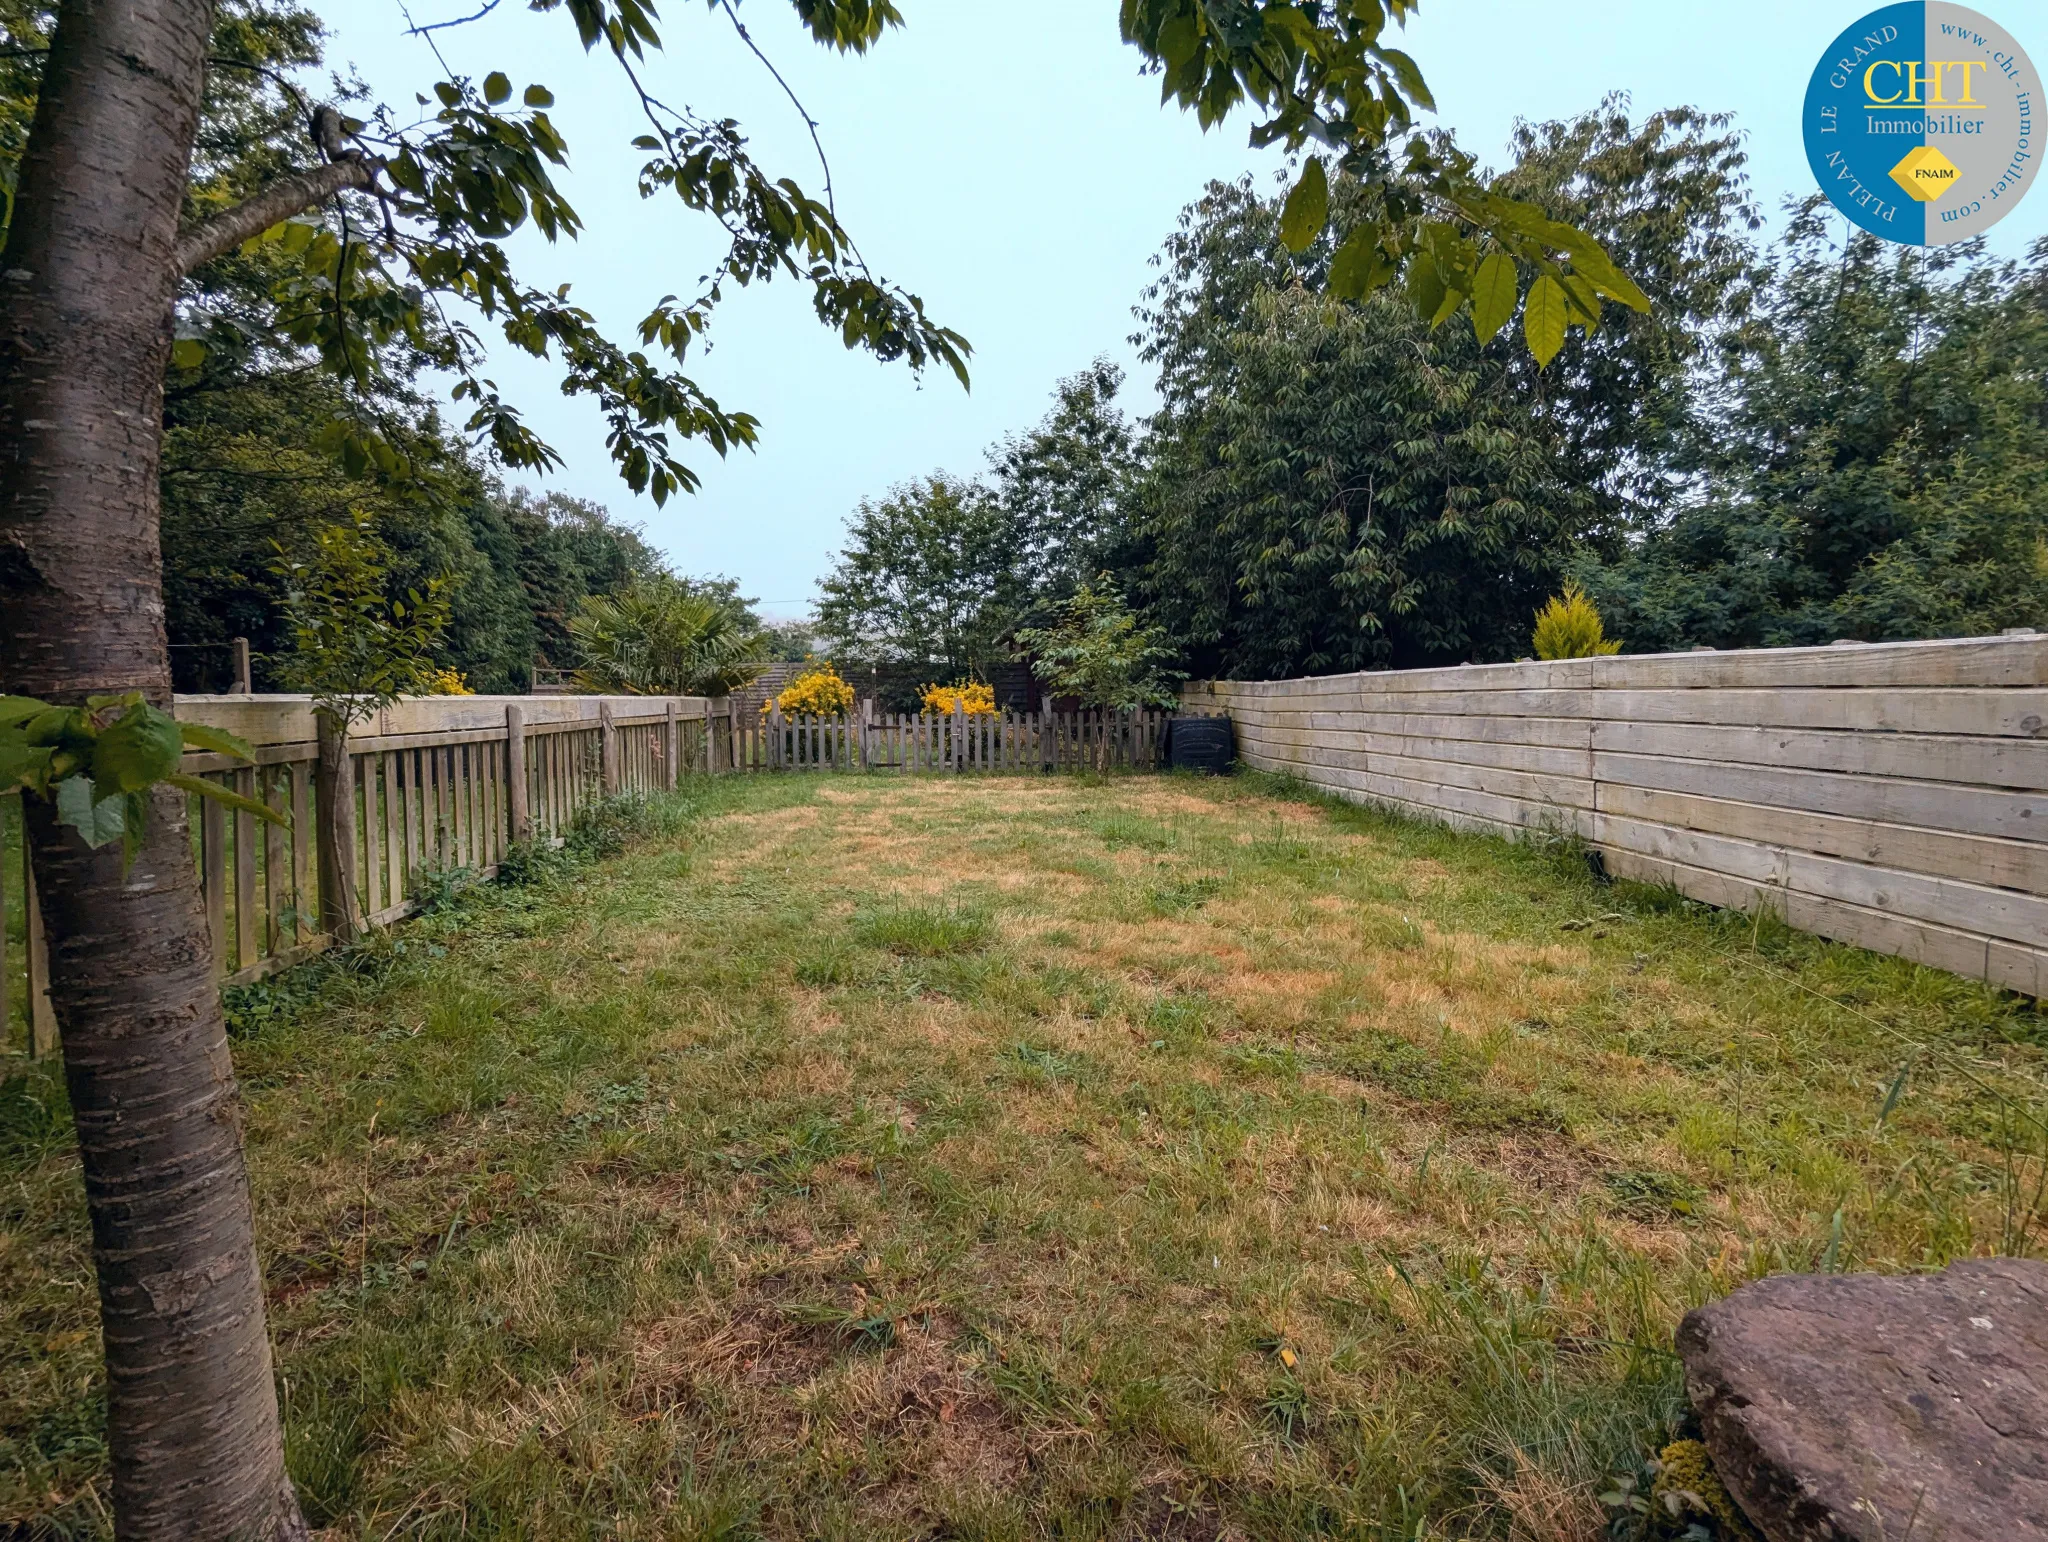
[{"left": 1890, "top": 145, "right": 1962, "bottom": 203}]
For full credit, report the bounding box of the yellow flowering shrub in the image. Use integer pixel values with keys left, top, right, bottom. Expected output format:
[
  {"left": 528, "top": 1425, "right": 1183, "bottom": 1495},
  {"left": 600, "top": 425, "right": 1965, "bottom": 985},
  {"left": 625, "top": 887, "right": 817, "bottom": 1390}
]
[
  {"left": 422, "top": 667, "right": 473, "bottom": 696},
  {"left": 769, "top": 664, "right": 856, "bottom": 717},
  {"left": 920, "top": 680, "right": 996, "bottom": 716}
]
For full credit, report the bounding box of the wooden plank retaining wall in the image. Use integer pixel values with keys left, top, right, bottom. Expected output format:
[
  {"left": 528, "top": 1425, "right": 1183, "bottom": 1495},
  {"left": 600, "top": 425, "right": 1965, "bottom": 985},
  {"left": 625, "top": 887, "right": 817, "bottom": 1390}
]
[{"left": 1182, "top": 633, "right": 2048, "bottom": 996}]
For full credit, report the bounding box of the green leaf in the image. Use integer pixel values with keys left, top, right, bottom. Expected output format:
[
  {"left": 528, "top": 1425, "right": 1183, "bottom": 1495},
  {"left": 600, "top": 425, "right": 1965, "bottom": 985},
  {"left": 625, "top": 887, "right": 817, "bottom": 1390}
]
[
  {"left": 1561, "top": 238, "right": 1650, "bottom": 312},
  {"left": 1327, "top": 227, "right": 1394, "bottom": 300},
  {"left": 178, "top": 722, "right": 256, "bottom": 761},
  {"left": 1156, "top": 14, "right": 1200, "bottom": 73},
  {"left": 433, "top": 81, "right": 461, "bottom": 107},
  {"left": 523, "top": 83, "right": 554, "bottom": 107},
  {"left": 1406, "top": 254, "right": 1446, "bottom": 328},
  {"left": 91, "top": 703, "right": 183, "bottom": 797},
  {"left": 1329, "top": 229, "right": 1386, "bottom": 299},
  {"left": 1371, "top": 46, "right": 1435, "bottom": 111},
  {"left": 1818, "top": 1207, "right": 1845, "bottom": 1273},
  {"left": 1523, "top": 274, "right": 1567, "bottom": 368},
  {"left": 22, "top": 707, "right": 79, "bottom": 746},
  {"left": 1429, "top": 283, "right": 1464, "bottom": 330},
  {"left": 1560, "top": 271, "right": 1603, "bottom": 336},
  {"left": 483, "top": 71, "right": 512, "bottom": 105},
  {"left": 0, "top": 737, "right": 55, "bottom": 794},
  {"left": 1877, "top": 1063, "right": 1911, "bottom": 1125},
  {"left": 170, "top": 337, "right": 208, "bottom": 371},
  {"left": 0, "top": 695, "right": 47, "bottom": 728},
  {"left": 166, "top": 773, "right": 290, "bottom": 828},
  {"left": 55, "top": 775, "right": 129, "bottom": 849},
  {"left": 1470, "top": 252, "right": 1517, "bottom": 345},
  {"left": 1279, "top": 158, "right": 1328, "bottom": 254}
]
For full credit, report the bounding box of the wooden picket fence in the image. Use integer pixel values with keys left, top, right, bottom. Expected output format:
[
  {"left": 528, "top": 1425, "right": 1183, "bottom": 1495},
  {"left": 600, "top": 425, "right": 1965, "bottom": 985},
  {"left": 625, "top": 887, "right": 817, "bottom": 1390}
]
[
  {"left": 3, "top": 695, "right": 714, "bottom": 1053},
  {"left": 719, "top": 704, "right": 1170, "bottom": 773},
  {"left": 4, "top": 695, "right": 1175, "bottom": 1056}
]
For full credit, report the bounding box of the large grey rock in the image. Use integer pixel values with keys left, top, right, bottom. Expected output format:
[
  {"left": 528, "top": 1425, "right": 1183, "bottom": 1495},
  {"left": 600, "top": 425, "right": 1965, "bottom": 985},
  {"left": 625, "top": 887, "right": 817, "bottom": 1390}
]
[{"left": 1677, "top": 1259, "right": 2048, "bottom": 1540}]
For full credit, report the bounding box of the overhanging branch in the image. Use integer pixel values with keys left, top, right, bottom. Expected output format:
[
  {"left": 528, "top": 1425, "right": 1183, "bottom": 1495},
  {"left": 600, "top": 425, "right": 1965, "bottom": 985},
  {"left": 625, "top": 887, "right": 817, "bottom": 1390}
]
[{"left": 174, "top": 159, "right": 376, "bottom": 274}]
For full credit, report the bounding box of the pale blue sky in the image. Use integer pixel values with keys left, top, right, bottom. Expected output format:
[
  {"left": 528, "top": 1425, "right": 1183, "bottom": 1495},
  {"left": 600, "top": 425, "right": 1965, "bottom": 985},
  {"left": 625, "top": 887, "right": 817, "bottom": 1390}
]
[{"left": 326, "top": 0, "right": 2048, "bottom": 616}]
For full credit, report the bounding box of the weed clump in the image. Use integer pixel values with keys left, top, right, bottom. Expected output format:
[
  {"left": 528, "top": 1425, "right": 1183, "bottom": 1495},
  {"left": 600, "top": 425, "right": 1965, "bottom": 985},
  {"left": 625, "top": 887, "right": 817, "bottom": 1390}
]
[{"left": 854, "top": 901, "right": 990, "bottom": 957}]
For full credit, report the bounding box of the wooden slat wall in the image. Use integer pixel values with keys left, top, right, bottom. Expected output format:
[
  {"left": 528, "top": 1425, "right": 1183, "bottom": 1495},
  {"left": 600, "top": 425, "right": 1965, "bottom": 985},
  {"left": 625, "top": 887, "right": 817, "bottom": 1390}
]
[{"left": 1182, "top": 634, "right": 2048, "bottom": 995}]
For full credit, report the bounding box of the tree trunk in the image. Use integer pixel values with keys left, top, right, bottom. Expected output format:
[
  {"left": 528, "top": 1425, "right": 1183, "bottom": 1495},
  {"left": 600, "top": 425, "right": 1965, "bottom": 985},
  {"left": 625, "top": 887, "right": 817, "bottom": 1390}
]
[
  {"left": 0, "top": 0, "right": 305, "bottom": 1535},
  {"left": 315, "top": 714, "right": 359, "bottom": 942}
]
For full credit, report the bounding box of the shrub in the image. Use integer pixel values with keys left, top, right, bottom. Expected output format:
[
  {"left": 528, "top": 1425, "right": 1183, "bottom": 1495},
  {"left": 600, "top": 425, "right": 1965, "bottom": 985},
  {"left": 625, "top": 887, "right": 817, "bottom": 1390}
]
[
  {"left": 771, "top": 664, "right": 856, "bottom": 717},
  {"left": 1013, "top": 577, "right": 1180, "bottom": 709},
  {"left": 570, "top": 576, "right": 771, "bottom": 696},
  {"left": 1532, "top": 581, "right": 1622, "bottom": 659},
  {"left": 422, "top": 666, "right": 473, "bottom": 695},
  {"left": 919, "top": 679, "right": 996, "bottom": 716}
]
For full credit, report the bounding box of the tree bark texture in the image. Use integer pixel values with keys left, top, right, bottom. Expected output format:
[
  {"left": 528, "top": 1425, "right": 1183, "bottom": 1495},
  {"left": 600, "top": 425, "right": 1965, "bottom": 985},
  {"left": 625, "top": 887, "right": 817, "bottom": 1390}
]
[
  {"left": 173, "top": 156, "right": 372, "bottom": 273},
  {"left": 0, "top": 0, "right": 304, "bottom": 1535},
  {"left": 315, "top": 715, "right": 359, "bottom": 942}
]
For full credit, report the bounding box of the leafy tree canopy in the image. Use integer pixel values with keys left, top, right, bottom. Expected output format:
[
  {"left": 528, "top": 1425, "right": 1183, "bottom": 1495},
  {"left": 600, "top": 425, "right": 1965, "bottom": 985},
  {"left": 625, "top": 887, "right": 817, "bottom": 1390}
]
[
  {"left": 1122, "top": 100, "right": 1762, "bottom": 677},
  {"left": 1581, "top": 203, "right": 2048, "bottom": 650}
]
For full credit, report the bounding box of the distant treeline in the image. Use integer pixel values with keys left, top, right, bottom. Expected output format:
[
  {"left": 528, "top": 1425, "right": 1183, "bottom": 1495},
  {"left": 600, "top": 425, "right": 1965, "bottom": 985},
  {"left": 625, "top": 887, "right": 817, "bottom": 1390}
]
[{"left": 814, "top": 100, "right": 2048, "bottom": 680}]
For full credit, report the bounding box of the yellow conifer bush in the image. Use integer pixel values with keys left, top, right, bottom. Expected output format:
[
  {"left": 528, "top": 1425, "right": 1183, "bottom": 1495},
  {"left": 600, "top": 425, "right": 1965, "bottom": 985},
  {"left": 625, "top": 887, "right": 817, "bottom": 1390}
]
[
  {"left": 769, "top": 664, "right": 856, "bottom": 717},
  {"left": 920, "top": 680, "right": 996, "bottom": 716},
  {"left": 1531, "top": 582, "right": 1622, "bottom": 660}
]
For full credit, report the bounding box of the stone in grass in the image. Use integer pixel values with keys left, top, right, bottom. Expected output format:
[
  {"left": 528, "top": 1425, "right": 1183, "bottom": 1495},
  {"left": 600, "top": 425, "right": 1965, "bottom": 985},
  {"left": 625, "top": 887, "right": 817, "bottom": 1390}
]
[{"left": 1676, "top": 1258, "right": 2048, "bottom": 1540}]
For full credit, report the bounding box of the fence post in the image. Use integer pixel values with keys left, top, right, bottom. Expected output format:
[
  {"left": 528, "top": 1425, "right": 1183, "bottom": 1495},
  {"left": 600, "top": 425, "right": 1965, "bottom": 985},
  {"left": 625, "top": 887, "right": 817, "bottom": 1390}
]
[
  {"left": 952, "top": 701, "right": 965, "bottom": 773},
  {"left": 1040, "top": 703, "right": 1053, "bottom": 772},
  {"left": 505, "top": 704, "right": 529, "bottom": 841},
  {"left": 231, "top": 635, "right": 251, "bottom": 694},
  {"left": 316, "top": 714, "right": 360, "bottom": 942},
  {"left": 600, "top": 701, "right": 619, "bottom": 795},
  {"left": 727, "top": 697, "right": 738, "bottom": 772},
  {"left": 857, "top": 698, "right": 870, "bottom": 772},
  {"left": 664, "top": 700, "right": 679, "bottom": 790},
  {"left": 23, "top": 844, "right": 57, "bottom": 1057}
]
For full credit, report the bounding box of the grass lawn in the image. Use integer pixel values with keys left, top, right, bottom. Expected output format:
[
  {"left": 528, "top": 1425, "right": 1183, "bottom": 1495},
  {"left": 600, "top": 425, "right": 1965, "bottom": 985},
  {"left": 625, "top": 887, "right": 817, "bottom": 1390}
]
[{"left": 3, "top": 771, "right": 2044, "bottom": 1539}]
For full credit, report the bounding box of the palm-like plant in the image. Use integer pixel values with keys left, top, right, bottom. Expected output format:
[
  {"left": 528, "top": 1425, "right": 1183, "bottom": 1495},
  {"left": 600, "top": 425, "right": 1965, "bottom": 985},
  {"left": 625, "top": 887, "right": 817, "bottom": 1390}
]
[{"left": 567, "top": 577, "right": 771, "bottom": 696}]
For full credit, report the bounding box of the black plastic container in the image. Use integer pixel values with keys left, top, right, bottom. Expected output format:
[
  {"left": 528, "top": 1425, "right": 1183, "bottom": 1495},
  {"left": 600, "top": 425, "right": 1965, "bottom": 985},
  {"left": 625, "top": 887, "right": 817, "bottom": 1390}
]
[{"left": 1166, "top": 715, "right": 1235, "bottom": 774}]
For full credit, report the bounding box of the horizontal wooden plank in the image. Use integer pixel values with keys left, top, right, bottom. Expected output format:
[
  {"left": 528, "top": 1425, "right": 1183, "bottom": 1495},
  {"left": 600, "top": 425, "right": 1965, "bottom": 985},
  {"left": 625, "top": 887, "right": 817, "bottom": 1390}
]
[
  {"left": 1584, "top": 635, "right": 2048, "bottom": 691},
  {"left": 1599, "top": 845, "right": 2007, "bottom": 985},
  {"left": 1596, "top": 783, "right": 2048, "bottom": 894},
  {"left": 1218, "top": 683, "right": 2048, "bottom": 738},
  {"left": 220, "top": 933, "right": 332, "bottom": 987},
  {"left": 1188, "top": 632, "right": 2048, "bottom": 696},
  {"left": 175, "top": 692, "right": 709, "bottom": 747},
  {"left": 1591, "top": 719, "right": 2048, "bottom": 791},
  {"left": 1239, "top": 751, "right": 1581, "bottom": 837},
  {"left": 1591, "top": 812, "right": 2048, "bottom": 949},
  {"left": 1591, "top": 751, "right": 2046, "bottom": 846},
  {"left": 1987, "top": 940, "right": 2047, "bottom": 998},
  {"left": 1586, "top": 688, "right": 2048, "bottom": 738},
  {"left": 1274, "top": 740, "right": 1597, "bottom": 810}
]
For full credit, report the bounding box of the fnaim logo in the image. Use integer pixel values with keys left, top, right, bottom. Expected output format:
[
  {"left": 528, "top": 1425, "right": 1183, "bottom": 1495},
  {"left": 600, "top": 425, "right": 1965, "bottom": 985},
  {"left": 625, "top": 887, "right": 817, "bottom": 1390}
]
[{"left": 1805, "top": 3, "right": 2040, "bottom": 243}]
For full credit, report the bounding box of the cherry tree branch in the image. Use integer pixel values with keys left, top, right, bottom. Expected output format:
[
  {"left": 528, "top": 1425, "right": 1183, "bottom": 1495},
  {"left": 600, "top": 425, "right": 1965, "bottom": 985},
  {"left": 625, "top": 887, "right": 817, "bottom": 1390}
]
[{"left": 174, "top": 158, "right": 376, "bottom": 273}]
